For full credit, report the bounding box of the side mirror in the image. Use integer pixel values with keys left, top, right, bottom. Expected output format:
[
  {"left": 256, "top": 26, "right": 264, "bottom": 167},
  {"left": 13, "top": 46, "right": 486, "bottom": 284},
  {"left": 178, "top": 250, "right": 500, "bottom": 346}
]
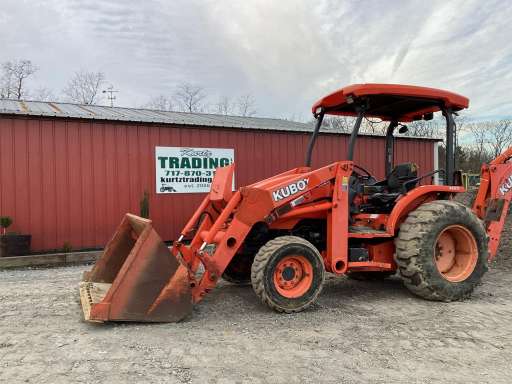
[{"left": 398, "top": 124, "right": 408, "bottom": 134}]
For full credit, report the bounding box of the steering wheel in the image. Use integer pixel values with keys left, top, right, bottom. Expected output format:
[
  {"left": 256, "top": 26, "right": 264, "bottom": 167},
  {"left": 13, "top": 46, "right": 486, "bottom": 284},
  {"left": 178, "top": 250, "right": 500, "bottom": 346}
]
[{"left": 352, "top": 164, "right": 373, "bottom": 178}]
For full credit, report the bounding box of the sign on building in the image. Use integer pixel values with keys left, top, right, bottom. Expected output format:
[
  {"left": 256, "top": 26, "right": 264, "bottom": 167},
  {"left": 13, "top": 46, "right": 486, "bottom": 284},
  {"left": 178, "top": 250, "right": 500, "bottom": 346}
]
[{"left": 155, "top": 146, "right": 234, "bottom": 193}]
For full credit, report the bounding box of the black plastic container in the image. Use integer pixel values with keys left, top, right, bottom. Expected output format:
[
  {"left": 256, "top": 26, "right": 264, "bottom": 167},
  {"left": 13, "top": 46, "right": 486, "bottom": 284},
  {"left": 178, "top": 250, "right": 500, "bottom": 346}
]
[{"left": 0, "top": 234, "right": 31, "bottom": 257}]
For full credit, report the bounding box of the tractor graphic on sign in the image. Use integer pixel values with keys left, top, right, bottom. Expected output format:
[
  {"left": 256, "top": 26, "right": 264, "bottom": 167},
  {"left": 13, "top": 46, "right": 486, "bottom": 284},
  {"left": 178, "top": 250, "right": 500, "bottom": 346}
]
[{"left": 160, "top": 185, "right": 177, "bottom": 193}]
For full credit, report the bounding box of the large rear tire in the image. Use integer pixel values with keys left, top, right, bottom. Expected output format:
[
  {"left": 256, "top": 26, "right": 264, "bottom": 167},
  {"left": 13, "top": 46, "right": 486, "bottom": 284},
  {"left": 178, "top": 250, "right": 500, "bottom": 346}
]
[
  {"left": 395, "top": 200, "right": 488, "bottom": 301},
  {"left": 251, "top": 236, "right": 325, "bottom": 313}
]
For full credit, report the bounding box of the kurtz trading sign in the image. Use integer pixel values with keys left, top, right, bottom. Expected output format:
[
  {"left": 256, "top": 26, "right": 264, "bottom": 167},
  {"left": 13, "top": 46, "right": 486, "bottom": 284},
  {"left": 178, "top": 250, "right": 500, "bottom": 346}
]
[{"left": 156, "top": 146, "right": 234, "bottom": 193}]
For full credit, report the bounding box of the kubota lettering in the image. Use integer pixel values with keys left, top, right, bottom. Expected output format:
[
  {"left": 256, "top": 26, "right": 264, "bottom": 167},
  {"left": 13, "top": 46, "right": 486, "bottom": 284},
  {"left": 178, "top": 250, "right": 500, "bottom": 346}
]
[
  {"left": 272, "top": 178, "right": 309, "bottom": 201},
  {"left": 499, "top": 175, "right": 512, "bottom": 195}
]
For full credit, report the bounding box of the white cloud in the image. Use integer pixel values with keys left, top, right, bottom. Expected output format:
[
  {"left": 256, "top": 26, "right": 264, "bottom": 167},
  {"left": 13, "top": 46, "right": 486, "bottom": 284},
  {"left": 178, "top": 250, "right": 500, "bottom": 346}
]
[{"left": 0, "top": 0, "right": 510, "bottom": 119}]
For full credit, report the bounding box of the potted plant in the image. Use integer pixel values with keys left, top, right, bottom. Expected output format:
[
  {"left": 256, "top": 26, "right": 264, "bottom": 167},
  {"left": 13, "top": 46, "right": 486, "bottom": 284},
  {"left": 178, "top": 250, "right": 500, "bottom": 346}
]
[{"left": 0, "top": 216, "right": 31, "bottom": 257}]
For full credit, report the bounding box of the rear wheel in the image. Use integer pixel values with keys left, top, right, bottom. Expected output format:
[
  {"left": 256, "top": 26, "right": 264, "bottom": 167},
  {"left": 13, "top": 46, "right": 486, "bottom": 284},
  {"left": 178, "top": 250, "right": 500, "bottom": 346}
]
[
  {"left": 395, "top": 200, "right": 488, "bottom": 301},
  {"left": 251, "top": 236, "right": 325, "bottom": 313}
]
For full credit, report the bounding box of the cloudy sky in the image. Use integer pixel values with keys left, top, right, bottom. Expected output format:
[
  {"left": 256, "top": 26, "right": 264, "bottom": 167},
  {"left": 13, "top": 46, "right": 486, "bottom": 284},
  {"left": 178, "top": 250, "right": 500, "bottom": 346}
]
[{"left": 1, "top": 0, "right": 511, "bottom": 120}]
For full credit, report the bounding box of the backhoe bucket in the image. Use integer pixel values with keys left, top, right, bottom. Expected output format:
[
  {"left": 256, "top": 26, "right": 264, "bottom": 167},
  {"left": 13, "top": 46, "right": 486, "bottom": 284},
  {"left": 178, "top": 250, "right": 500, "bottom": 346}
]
[{"left": 79, "top": 214, "right": 193, "bottom": 322}]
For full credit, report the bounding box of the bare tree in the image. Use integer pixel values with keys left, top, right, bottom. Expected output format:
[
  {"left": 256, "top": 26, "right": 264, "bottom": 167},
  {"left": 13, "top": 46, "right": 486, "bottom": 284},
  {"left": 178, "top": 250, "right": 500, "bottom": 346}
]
[
  {"left": 0, "top": 64, "right": 14, "bottom": 99},
  {"left": 406, "top": 118, "right": 443, "bottom": 138},
  {"left": 236, "top": 94, "right": 256, "bottom": 117},
  {"left": 361, "top": 118, "right": 387, "bottom": 135},
  {"left": 322, "top": 116, "right": 387, "bottom": 135},
  {"left": 453, "top": 113, "right": 469, "bottom": 155},
  {"left": 174, "top": 83, "right": 206, "bottom": 112},
  {"left": 32, "top": 87, "right": 56, "bottom": 101},
  {"left": 0, "top": 70, "right": 14, "bottom": 99},
  {"left": 63, "top": 70, "right": 105, "bottom": 104},
  {"left": 144, "top": 95, "right": 174, "bottom": 111},
  {"left": 468, "top": 122, "right": 488, "bottom": 164},
  {"left": 321, "top": 116, "right": 353, "bottom": 133},
  {"left": 454, "top": 113, "right": 468, "bottom": 133},
  {"left": 215, "top": 96, "right": 233, "bottom": 115},
  {"left": 0, "top": 59, "right": 38, "bottom": 99},
  {"left": 405, "top": 113, "right": 464, "bottom": 140},
  {"left": 318, "top": 114, "right": 447, "bottom": 138},
  {"left": 487, "top": 120, "right": 512, "bottom": 158},
  {"left": 284, "top": 113, "right": 308, "bottom": 122},
  {"left": 466, "top": 119, "right": 511, "bottom": 163}
]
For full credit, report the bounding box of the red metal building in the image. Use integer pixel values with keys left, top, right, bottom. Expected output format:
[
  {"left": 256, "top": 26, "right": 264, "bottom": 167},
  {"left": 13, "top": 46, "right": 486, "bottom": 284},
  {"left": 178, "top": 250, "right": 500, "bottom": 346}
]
[{"left": 0, "top": 100, "right": 439, "bottom": 252}]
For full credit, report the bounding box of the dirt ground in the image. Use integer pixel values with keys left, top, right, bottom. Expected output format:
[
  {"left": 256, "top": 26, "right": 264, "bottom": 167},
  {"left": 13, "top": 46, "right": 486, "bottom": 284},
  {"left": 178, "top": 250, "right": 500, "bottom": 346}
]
[{"left": 1, "top": 247, "right": 511, "bottom": 384}]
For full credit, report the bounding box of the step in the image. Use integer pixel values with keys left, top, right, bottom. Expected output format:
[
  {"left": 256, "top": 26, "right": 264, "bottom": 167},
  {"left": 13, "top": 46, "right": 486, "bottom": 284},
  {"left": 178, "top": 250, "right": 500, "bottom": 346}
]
[{"left": 348, "top": 226, "right": 391, "bottom": 238}]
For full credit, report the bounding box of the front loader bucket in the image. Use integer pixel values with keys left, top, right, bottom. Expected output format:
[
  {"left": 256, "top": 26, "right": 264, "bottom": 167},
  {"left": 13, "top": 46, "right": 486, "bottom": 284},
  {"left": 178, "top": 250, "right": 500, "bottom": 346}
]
[{"left": 79, "top": 214, "right": 192, "bottom": 322}]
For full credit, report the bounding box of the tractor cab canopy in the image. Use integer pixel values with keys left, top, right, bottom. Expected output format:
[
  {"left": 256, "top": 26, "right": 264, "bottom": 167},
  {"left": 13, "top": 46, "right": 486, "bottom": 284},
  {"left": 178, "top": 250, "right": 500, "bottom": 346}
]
[
  {"left": 307, "top": 84, "right": 470, "bottom": 185},
  {"left": 311, "top": 84, "right": 469, "bottom": 122}
]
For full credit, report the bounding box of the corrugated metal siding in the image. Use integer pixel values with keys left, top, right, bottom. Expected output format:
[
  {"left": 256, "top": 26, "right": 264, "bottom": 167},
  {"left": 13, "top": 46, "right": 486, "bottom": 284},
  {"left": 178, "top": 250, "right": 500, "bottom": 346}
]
[{"left": 0, "top": 116, "right": 435, "bottom": 251}]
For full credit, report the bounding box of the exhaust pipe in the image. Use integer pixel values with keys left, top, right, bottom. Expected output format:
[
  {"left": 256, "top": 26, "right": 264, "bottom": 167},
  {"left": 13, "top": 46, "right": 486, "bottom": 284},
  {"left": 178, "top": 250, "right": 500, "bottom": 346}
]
[{"left": 79, "top": 214, "right": 193, "bottom": 322}]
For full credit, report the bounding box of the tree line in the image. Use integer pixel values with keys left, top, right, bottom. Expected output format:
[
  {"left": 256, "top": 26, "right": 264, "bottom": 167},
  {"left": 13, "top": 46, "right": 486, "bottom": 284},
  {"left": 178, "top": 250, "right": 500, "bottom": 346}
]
[
  {"left": 144, "top": 86, "right": 256, "bottom": 116},
  {"left": 0, "top": 58, "right": 257, "bottom": 116},
  {"left": 320, "top": 114, "right": 512, "bottom": 173},
  {"left": 2, "top": 58, "right": 511, "bottom": 171}
]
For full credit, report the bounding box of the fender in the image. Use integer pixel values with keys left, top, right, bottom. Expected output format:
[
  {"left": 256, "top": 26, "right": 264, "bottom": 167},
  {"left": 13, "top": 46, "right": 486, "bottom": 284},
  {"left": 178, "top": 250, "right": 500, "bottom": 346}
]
[{"left": 386, "top": 185, "right": 465, "bottom": 235}]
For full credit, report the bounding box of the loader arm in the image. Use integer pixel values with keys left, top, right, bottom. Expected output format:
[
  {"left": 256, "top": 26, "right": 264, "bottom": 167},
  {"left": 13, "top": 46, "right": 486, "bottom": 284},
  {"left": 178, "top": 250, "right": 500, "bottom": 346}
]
[
  {"left": 473, "top": 146, "right": 512, "bottom": 260},
  {"left": 172, "top": 162, "right": 354, "bottom": 303}
]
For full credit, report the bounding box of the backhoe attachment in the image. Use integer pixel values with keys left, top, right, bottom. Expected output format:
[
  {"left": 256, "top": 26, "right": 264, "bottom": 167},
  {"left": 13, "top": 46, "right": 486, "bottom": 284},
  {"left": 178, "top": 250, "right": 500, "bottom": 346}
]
[
  {"left": 79, "top": 214, "right": 192, "bottom": 322},
  {"left": 473, "top": 146, "right": 512, "bottom": 260}
]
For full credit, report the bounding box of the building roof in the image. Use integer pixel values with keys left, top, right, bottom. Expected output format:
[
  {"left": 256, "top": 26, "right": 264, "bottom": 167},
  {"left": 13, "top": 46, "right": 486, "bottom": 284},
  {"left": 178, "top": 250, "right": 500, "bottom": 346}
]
[
  {"left": 0, "top": 98, "right": 315, "bottom": 132},
  {"left": 0, "top": 98, "right": 441, "bottom": 140}
]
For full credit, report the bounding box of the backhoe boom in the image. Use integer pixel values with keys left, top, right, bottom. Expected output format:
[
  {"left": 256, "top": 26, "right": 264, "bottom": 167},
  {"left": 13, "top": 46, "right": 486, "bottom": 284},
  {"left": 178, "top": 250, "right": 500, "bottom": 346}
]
[{"left": 473, "top": 146, "right": 512, "bottom": 259}]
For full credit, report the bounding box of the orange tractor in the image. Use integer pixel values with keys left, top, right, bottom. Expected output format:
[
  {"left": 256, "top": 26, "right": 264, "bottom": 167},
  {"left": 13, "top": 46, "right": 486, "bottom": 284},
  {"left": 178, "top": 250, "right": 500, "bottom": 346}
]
[{"left": 80, "top": 84, "right": 512, "bottom": 322}]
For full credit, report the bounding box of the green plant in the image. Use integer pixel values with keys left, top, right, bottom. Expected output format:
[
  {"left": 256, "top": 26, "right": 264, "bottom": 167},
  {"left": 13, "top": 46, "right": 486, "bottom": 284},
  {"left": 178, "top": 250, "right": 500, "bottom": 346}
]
[
  {"left": 140, "top": 190, "right": 150, "bottom": 219},
  {"left": 62, "top": 241, "right": 73, "bottom": 253},
  {"left": 0, "top": 216, "right": 13, "bottom": 235}
]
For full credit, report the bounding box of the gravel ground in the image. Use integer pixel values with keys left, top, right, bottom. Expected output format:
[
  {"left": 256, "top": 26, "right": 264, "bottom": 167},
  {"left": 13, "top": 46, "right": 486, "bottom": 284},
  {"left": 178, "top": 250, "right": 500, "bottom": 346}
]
[
  {"left": 1, "top": 251, "right": 512, "bottom": 384},
  {"left": 2, "top": 197, "right": 512, "bottom": 384}
]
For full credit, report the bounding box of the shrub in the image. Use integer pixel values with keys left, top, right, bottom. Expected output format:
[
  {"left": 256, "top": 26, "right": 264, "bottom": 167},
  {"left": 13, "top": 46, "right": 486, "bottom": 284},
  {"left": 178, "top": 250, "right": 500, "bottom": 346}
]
[
  {"left": 62, "top": 241, "right": 73, "bottom": 253},
  {"left": 0, "top": 216, "right": 13, "bottom": 235}
]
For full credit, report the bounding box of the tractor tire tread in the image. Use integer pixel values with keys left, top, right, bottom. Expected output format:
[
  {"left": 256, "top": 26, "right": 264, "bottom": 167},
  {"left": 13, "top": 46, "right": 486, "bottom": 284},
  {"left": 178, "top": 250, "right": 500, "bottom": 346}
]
[
  {"left": 251, "top": 236, "right": 323, "bottom": 314},
  {"left": 395, "top": 200, "right": 488, "bottom": 302}
]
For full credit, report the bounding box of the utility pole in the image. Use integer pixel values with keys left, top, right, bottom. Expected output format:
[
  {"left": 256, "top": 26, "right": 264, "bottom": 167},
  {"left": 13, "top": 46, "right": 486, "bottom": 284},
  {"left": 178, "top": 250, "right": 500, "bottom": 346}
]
[{"left": 102, "top": 85, "right": 119, "bottom": 107}]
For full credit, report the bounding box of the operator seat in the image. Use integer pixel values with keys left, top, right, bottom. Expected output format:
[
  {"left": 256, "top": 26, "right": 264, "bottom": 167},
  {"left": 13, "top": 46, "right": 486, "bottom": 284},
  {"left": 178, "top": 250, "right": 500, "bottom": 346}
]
[{"left": 364, "top": 163, "right": 418, "bottom": 211}]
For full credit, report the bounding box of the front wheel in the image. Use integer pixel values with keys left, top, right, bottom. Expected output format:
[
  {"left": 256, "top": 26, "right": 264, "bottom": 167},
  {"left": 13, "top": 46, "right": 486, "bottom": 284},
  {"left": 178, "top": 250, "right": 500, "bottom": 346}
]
[
  {"left": 395, "top": 200, "right": 488, "bottom": 301},
  {"left": 251, "top": 236, "right": 325, "bottom": 313}
]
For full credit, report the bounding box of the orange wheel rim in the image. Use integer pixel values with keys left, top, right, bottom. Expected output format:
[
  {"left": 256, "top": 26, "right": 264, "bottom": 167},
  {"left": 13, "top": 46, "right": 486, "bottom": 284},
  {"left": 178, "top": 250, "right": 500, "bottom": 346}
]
[
  {"left": 434, "top": 225, "right": 478, "bottom": 282},
  {"left": 273, "top": 255, "right": 313, "bottom": 298}
]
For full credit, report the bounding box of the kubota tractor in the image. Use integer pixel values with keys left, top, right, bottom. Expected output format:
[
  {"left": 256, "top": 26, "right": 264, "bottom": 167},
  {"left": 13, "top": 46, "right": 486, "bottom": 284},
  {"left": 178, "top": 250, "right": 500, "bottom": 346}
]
[{"left": 80, "top": 84, "right": 512, "bottom": 322}]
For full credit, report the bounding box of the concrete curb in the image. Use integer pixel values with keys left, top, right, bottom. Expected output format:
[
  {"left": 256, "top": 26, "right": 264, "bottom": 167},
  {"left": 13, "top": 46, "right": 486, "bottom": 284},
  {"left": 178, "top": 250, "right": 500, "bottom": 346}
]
[{"left": 0, "top": 250, "right": 102, "bottom": 269}]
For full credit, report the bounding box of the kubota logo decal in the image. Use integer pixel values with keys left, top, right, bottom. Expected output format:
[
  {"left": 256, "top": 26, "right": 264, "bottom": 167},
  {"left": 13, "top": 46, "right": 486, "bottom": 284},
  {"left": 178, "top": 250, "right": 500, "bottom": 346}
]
[
  {"left": 272, "top": 178, "right": 309, "bottom": 201},
  {"left": 499, "top": 175, "right": 512, "bottom": 195}
]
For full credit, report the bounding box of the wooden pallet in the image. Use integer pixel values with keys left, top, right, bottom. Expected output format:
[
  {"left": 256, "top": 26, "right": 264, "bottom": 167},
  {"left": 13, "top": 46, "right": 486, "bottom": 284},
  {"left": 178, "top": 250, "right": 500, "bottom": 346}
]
[{"left": 79, "top": 282, "right": 111, "bottom": 322}]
